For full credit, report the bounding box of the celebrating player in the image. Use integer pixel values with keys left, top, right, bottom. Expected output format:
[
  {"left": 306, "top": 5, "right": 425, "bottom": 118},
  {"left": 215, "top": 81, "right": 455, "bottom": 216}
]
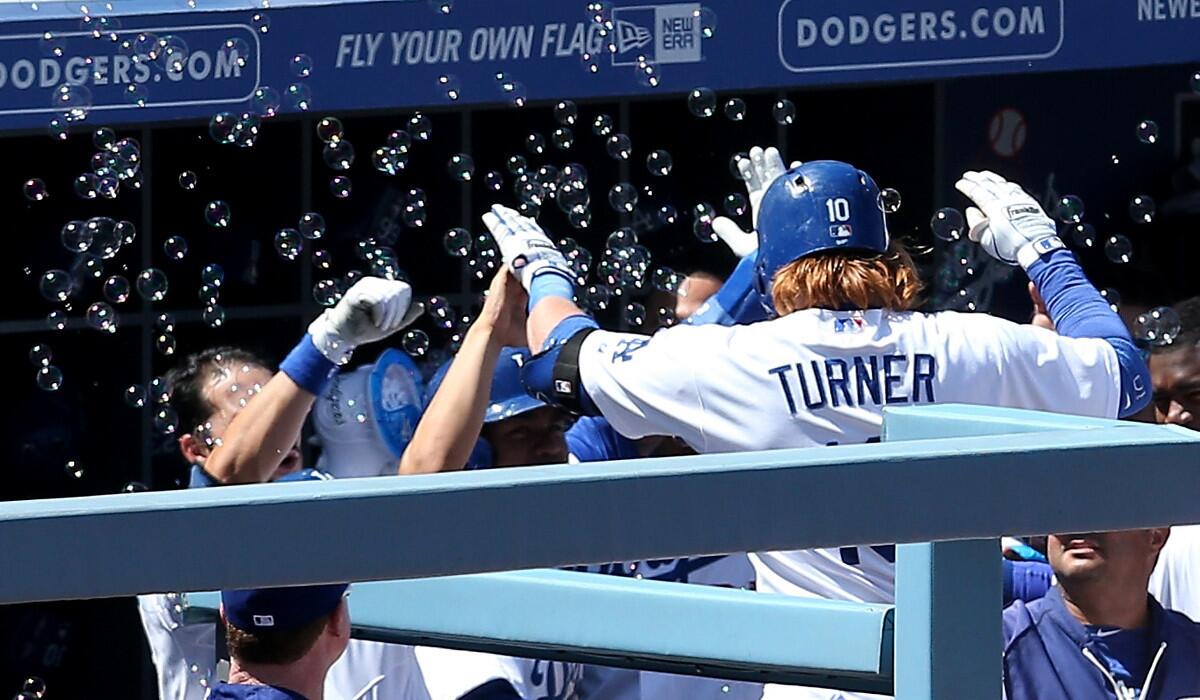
[
  {"left": 482, "top": 151, "right": 1151, "bottom": 699},
  {"left": 138, "top": 276, "right": 430, "bottom": 700}
]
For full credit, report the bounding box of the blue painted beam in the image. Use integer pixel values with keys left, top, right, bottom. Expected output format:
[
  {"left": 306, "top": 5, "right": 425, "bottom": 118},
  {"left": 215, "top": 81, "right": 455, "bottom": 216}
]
[
  {"left": 185, "top": 570, "right": 895, "bottom": 692},
  {"left": 1, "top": 408, "right": 1198, "bottom": 604}
]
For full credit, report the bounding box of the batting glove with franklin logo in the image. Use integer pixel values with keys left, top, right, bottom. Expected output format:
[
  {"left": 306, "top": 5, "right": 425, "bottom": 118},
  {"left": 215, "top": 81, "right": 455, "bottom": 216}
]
[
  {"left": 954, "top": 170, "right": 1064, "bottom": 269},
  {"left": 482, "top": 204, "right": 574, "bottom": 292}
]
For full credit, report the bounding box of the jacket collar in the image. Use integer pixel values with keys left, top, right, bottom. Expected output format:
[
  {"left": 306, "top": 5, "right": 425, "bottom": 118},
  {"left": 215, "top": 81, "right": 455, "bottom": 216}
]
[{"left": 1044, "top": 585, "right": 1168, "bottom": 646}]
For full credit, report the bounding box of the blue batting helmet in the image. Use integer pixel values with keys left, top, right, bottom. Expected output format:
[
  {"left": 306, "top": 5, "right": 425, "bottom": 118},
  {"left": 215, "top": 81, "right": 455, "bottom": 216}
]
[
  {"left": 754, "top": 160, "right": 890, "bottom": 310},
  {"left": 425, "top": 346, "right": 547, "bottom": 423}
]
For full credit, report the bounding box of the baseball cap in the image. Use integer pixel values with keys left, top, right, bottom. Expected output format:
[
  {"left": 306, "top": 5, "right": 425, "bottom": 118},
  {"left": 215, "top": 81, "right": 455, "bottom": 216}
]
[
  {"left": 221, "top": 583, "right": 348, "bottom": 633},
  {"left": 313, "top": 348, "right": 424, "bottom": 478},
  {"left": 425, "top": 347, "right": 547, "bottom": 423}
]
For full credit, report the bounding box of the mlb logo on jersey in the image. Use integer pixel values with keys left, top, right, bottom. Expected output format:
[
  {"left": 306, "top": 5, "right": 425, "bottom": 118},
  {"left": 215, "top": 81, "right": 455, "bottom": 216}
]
[
  {"left": 612, "top": 3, "right": 702, "bottom": 66},
  {"left": 829, "top": 224, "right": 853, "bottom": 239},
  {"left": 834, "top": 317, "right": 865, "bottom": 333}
]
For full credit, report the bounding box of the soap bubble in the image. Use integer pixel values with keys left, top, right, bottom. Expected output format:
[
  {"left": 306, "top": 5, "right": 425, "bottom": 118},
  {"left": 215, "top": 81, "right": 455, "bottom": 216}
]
[
  {"left": 86, "top": 217, "right": 121, "bottom": 259},
  {"left": 329, "top": 175, "right": 352, "bottom": 199},
  {"left": 299, "top": 212, "right": 326, "bottom": 239},
  {"left": 202, "top": 304, "right": 225, "bottom": 328},
  {"left": 103, "top": 275, "right": 130, "bottom": 303},
  {"left": 323, "top": 140, "right": 355, "bottom": 170},
  {"left": 409, "top": 113, "right": 433, "bottom": 140},
  {"left": 29, "top": 344, "right": 52, "bottom": 368},
  {"left": 930, "top": 208, "right": 965, "bottom": 241},
  {"left": 592, "top": 113, "right": 614, "bottom": 136},
  {"left": 1133, "top": 306, "right": 1182, "bottom": 347},
  {"left": 1129, "top": 195, "right": 1155, "bottom": 224},
  {"left": 693, "top": 203, "right": 717, "bottom": 242},
  {"left": 500, "top": 80, "right": 527, "bottom": 108},
  {"left": 402, "top": 329, "right": 430, "bottom": 357},
  {"left": 772, "top": 99, "right": 796, "bottom": 125},
  {"left": 163, "top": 235, "right": 188, "bottom": 261},
  {"left": 554, "top": 100, "right": 578, "bottom": 125},
  {"left": 525, "top": 132, "right": 546, "bottom": 155},
  {"left": 156, "top": 34, "right": 189, "bottom": 74},
  {"left": 316, "top": 116, "right": 343, "bottom": 143},
  {"left": 86, "top": 301, "right": 117, "bottom": 332},
  {"left": 507, "top": 154, "right": 528, "bottom": 175},
  {"left": 75, "top": 173, "right": 100, "bottom": 200},
  {"left": 429, "top": 0, "right": 453, "bottom": 14},
  {"left": 372, "top": 147, "right": 406, "bottom": 176},
  {"left": 1137, "top": 120, "right": 1159, "bottom": 145},
  {"left": 36, "top": 366, "right": 63, "bottom": 391},
  {"left": 178, "top": 170, "right": 197, "bottom": 190},
  {"left": 606, "top": 133, "right": 632, "bottom": 160},
  {"left": 447, "top": 153, "right": 475, "bottom": 181},
  {"left": 723, "top": 193, "right": 748, "bottom": 217},
  {"left": 1104, "top": 234, "right": 1133, "bottom": 264},
  {"left": 124, "top": 384, "right": 146, "bottom": 408},
  {"left": 622, "top": 302, "right": 646, "bottom": 327},
  {"left": 1192, "top": 69, "right": 1200, "bottom": 93},
  {"left": 443, "top": 228, "right": 471, "bottom": 257},
  {"left": 878, "top": 188, "right": 902, "bottom": 214},
  {"left": 646, "top": 150, "right": 673, "bottom": 176},
  {"left": 693, "top": 6, "right": 718, "bottom": 37},
  {"left": 608, "top": 183, "right": 638, "bottom": 213},
  {"left": 46, "top": 310, "right": 67, "bottom": 331},
  {"left": 290, "top": 53, "right": 313, "bottom": 77},
  {"left": 436, "top": 74, "right": 461, "bottom": 101},
  {"left": 23, "top": 178, "right": 48, "bottom": 201},
  {"left": 201, "top": 263, "right": 224, "bottom": 287},
  {"left": 484, "top": 170, "right": 504, "bottom": 191},
  {"left": 251, "top": 12, "right": 270, "bottom": 33},
  {"left": 1054, "top": 195, "right": 1084, "bottom": 223},
  {"left": 60, "top": 220, "right": 91, "bottom": 253},
  {"left": 153, "top": 407, "right": 178, "bottom": 434},
  {"left": 136, "top": 268, "right": 168, "bottom": 301},
  {"left": 688, "top": 88, "right": 716, "bottom": 117},
  {"left": 550, "top": 127, "right": 575, "bottom": 151},
  {"left": 208, "top": 112, "right": 240, "bottom": 144},
  {"left": 251, "top": 86, "right": 281, "bottom": 118},
  {"left": 286, "top": 83, "right": 312, "bottom": 111},
  {"left": 204, "top": 200, "right": 231, "bottom": 228},
  {"left": 39, "top": 269, "right": 73, "bottom": 302},
  {"left": 274, "top": 228, "right": 302, "bottom": 260},
  {"left": 97, "top": 174, "right": 120, "bottom": 199},
  {"left": 1069, "top": 222, "right": 1097, "bottom": 248},
  {"left": 723, "top": 98, "right": 746, "bottom": 121}
]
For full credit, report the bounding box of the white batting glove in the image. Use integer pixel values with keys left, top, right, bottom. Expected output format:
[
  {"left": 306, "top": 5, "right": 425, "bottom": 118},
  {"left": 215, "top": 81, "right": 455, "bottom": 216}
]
[
  {"left": 309, "top": 277, "right": 422, "bottom": 365},
  {"left": 481, "top": 204, "right": 573, "bottom": 292},
  {"left": 954, "top": 171, "right": 1064, "bottom": 268},
  {"left": 711, "top": 146, "right": 801, "bottom": 258}
]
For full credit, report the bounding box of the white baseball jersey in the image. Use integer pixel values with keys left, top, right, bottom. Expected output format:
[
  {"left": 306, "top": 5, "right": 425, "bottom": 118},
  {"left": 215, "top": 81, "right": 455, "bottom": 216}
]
[
  {"left": 415, "top": 647, "right": 582, "bottom": 699},
  {"left": 578, "top": 308, "right": 1121, "bottom": 604},
  {"left": 1150, "top": 524, "right": 1200, "bottom": 621}
]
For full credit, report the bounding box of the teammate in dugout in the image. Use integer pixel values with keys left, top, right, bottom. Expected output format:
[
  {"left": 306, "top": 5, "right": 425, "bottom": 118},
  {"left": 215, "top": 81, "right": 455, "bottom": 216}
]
[
  {"left": 138, "top": 276, "right": 432, "bottom": 700},
  {"left": 480, "top": 148, "right": 1150, "bottom": 700},
  {"left": 401, "top": 269, "right": 757, "bottom": 700}
]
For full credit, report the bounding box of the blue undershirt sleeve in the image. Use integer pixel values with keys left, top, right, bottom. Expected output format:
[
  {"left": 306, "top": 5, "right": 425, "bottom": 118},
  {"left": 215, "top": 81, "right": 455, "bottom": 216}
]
[{"left": 1025, "top": 249, "right": 1150, "bottom": 417}]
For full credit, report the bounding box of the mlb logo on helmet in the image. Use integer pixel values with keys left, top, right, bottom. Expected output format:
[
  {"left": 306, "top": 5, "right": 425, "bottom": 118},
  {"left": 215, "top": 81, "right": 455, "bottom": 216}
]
[
  {"left": 612, "top": 3, "right": 703, "bottom": 66},
  {"left": 252, "top": 615, "right": 275, "bottom": 627},
  {"left": 830, "top": 223, "right": 854, "bottom": 240}
]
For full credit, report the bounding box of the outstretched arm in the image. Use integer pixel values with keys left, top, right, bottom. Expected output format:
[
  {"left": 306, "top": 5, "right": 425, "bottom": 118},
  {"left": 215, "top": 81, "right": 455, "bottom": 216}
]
[
  {"left": 955, "top": 171, "right": 1150, "bottom": 417},
  {"left": 400, "top": 270, "right": 528, "bottom": 475},
  {"left": 205, "top": 278, "right": 419, "bottom": 484}
]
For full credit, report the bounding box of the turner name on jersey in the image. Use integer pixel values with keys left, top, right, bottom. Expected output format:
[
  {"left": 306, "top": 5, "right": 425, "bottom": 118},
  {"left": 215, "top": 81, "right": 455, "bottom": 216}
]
[{"left": 769, "top": 352, "right": 937, "bottom": 412}]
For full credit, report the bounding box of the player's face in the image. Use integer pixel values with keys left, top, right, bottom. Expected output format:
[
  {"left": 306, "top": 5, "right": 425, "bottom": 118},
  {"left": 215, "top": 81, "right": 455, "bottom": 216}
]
[
  {"left": 1150, "top": 346, "right": 1200, "bottom": 430},
  {"left": 1047, "top": 529, "right": 1167, "bottom": 584},
  {"left": 484, "top": 407, "right": 573, "bottom": 467},
  {"left": 188, "top": 364, "right": 304, "bottom": 479}
]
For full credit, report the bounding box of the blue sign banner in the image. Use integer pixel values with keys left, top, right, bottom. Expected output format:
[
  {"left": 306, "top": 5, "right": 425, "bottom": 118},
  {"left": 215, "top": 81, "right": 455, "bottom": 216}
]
[{"left": 0, "top": 0, "right": 1196, "bottom": 132}]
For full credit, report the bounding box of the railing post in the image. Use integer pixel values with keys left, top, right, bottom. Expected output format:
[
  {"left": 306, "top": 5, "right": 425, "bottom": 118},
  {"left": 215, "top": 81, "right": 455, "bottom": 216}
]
[{"left": 894, "top": 540, "right": 1001, "bottom": 700}]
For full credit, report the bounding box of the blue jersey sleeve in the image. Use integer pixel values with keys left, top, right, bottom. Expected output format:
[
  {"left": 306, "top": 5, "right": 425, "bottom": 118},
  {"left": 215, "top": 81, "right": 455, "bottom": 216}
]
[
  {"left": 1025, "top": 249, "right": 1151, "bottom": 417},
  {"left": 685, "top": 252, "right": 768, "bottom": 327},
  {"left": 188, "top": 465, "right": 220, "bottom": 488},
  {"left": 566, "top": 416, "right": 639, "bottom": 463},
  {"left": 1003, "top": 560, "right": 1054, "bottom": 606}
]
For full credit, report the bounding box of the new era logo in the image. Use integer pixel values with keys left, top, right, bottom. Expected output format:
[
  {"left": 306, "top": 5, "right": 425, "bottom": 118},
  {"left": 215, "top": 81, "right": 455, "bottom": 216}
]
[{"left": 612, "top": 4, "right": 702, "bottom": 66}]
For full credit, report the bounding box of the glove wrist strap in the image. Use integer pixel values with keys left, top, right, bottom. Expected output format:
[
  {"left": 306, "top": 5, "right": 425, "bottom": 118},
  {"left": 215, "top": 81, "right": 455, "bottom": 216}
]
[
  {"left": 1017, "top": 236, "right": 1065, "bottom": 269},
  {"left": 307, "top": 314, "right": 356, "bottom": 366},
  {"left": 280, "top": 333, "right": 340, "bottom": 396}
]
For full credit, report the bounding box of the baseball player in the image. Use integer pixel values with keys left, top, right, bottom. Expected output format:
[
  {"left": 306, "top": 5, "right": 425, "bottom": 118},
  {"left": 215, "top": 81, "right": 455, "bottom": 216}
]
[
  {"left": 138, "top": 277, "right": 431, "bottom": 700},
  {"left": 403, "top": 270, "right": 758, "bottom": 700},
  {"left": 482, "top": 150, "right": 1150, "bottom": 698}
]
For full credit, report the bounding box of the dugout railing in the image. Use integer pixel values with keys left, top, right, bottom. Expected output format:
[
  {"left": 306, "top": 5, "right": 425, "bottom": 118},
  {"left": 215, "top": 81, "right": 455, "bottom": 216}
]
[{"left": 4, "top": 404, "right": 1199, "bottom": 699}]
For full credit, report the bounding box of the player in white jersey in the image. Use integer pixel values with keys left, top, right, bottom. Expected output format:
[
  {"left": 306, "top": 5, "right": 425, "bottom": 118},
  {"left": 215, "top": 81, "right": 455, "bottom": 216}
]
[{"left": 481, "top": 151, "right": 1150, "bottom": 698}]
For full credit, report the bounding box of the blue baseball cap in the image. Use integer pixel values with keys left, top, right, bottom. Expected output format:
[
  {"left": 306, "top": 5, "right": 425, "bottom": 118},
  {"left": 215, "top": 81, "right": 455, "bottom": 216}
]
[
  {"left": 425, "top": 347, "right": 547, "bottom": 424},
  {"left": 222, "top": 583, "right": 348, "bottom": 633}
]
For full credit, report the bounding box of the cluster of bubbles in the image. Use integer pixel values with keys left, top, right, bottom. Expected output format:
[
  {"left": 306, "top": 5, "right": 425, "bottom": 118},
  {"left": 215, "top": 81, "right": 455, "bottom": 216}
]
[
  {"left": 72, "top": 131, "right": 142, "bottom": 200},
  {"left": 13, "top": 676, "right": 47, "bottom": 700}
]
